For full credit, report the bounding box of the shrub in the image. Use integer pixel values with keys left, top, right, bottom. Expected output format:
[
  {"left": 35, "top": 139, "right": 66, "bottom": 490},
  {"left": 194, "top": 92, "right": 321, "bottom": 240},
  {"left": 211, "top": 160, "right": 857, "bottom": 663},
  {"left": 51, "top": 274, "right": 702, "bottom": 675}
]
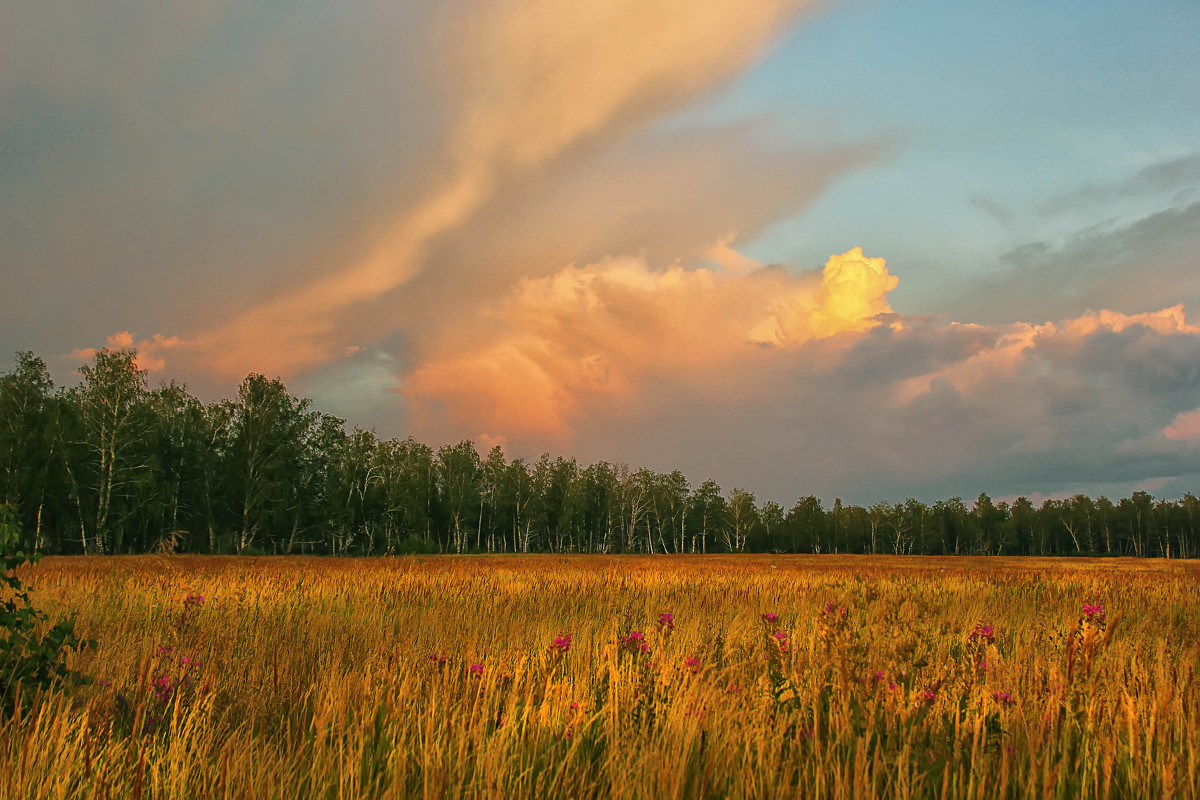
[{"left": 0, "top": 502, "right": 93, "bottom": 714}]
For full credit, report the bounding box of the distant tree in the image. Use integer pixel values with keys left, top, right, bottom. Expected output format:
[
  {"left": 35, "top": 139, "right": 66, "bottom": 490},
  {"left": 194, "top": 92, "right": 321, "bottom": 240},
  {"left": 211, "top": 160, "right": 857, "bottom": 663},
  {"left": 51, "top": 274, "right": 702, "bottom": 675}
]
[
  {"left": 685, "top": 480, "right": 722, "bottom": 554},
  {"left": 228, "top": 374, "right": 314, "bottom": 554},
  {"left": 63, "top": 348, "right": 151, "bottom": 553},
  {"left": 0, "top": 353, "right": 58, "bottom": 552},
  {"left": 437, "top": 440, "right": 482, "bottom": 554},
  {"left": 786, "top": 495, "right": 823, "bottom": 554},
  {"left": 725, "top": 488, "right": 758, "bottom": 552},
  {"left": 760, "top": 500, "right": 784, "bottom": 553}
]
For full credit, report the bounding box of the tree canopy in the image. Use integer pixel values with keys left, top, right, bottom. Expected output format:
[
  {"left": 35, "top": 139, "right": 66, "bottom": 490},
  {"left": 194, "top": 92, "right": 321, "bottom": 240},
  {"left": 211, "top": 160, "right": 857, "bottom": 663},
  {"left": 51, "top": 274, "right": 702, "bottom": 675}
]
[{"left": 1, "top": 349, "right": 1196, "bottom": 557}]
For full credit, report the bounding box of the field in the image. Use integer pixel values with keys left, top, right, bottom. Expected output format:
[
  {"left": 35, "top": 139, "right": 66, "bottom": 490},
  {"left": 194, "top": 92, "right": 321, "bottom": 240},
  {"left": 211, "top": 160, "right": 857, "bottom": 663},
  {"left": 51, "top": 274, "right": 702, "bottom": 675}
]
[{"left": 2, "top": 555, "right": 1198, "bottom": 799}]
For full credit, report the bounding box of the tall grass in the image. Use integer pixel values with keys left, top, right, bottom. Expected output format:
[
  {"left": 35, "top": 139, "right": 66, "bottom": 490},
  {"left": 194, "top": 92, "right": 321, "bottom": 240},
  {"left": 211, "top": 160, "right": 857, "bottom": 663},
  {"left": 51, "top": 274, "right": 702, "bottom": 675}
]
[{"left": 2, "top": 555, "right": 1197, "bottom": 799}]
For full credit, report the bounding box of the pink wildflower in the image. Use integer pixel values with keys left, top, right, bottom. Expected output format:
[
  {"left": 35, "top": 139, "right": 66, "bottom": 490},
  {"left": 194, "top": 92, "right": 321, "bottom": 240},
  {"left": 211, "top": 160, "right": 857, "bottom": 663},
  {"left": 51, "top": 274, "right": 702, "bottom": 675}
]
[
  {"left": 760, "top": 612, "right": 779, "bottom": 624},
  {"left": 969, "top": 622, "right": 995, "bottom": 645},
  {"left": 469, "top": 663, "right": 484, "bottom": 676},
  {"left": 621, "top": 630, "right": 650, "bottom": 655},
  {"left": 151, "top": 674, "right": 173, "bottom": 702},
  {"left": 992, "top": 691, "right": 1016, "bottom": 707},
  {"left": 684, "top": 656, "right": 701, "bottom": 674},
  {"left": 658, "top": 612, "right": 675, "bottom": 630},
  {"left": 551, "top": 635, "right": 572, "bottom": 652}
]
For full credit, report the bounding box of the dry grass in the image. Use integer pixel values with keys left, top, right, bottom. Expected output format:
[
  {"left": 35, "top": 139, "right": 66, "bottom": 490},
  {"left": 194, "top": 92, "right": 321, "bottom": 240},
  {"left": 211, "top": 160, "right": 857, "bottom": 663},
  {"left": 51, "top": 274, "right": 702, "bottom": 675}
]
[{"left": 2, "top": 555, "right": 1197, "bottom": 799}]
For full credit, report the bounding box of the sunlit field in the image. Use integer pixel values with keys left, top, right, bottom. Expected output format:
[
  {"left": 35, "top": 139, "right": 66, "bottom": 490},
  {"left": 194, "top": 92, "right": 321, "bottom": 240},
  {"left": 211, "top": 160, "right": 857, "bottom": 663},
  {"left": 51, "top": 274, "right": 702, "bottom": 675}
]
[{"left": 3, "top": 555, "right": 1198, "bottom": 799}]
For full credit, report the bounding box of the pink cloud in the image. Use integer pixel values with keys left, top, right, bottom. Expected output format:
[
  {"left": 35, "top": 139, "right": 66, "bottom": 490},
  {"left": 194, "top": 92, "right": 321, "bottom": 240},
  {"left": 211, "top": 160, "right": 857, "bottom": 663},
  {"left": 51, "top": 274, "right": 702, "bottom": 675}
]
[{"left": 1163, "top": 407, "right": 1200, "bottom": 445}]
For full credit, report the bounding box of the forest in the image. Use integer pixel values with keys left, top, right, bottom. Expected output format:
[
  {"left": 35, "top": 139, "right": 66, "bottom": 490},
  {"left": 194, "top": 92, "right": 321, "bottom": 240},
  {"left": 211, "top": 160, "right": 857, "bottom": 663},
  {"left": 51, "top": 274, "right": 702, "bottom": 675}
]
[{"left": 1, "top": 348, "right": 1196, "bottom": 558}]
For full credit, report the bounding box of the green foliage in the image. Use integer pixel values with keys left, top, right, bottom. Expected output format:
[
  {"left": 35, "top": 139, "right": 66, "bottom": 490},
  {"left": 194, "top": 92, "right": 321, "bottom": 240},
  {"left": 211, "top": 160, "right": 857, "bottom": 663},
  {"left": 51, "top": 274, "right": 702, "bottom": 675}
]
[
  {"left": 0, "top": 502, "right": 93, "bottom": 714},
  {"left": 2, "top": 347, "right": 1199, "bottom": 558}
]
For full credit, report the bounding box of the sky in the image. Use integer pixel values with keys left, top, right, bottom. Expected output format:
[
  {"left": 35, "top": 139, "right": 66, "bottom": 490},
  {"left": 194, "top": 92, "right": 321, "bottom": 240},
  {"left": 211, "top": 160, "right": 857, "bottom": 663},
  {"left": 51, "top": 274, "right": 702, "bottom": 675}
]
[{"left": 2, "top": 0, "right": 1199, "bottom": 505}]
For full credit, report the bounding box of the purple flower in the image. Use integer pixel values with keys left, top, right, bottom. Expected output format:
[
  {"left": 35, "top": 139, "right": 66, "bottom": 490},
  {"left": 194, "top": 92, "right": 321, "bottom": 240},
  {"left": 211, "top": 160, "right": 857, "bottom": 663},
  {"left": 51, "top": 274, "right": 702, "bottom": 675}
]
[
  {"left": 551, "top": 635, "right": 572, "bottom": 652},
  {"left": 969, "top": 622, "right": 995, "bottom": 645},
  {"left": 658, "top": 613, "right": 675, "bottom": 630},
  {"left": 431, "top": 653, "right": 448, "bottom": 667},
  {"left": 684, "top": 656, "right": 701, "bottom": 674},
  {"left": 183, "top": 594, "right": 205, "bottom": 609},
  {"left": 992, "top": 691, "right": 1016, "bottom": 707},
  {"left": 920, "top": 688, "right": 937, "bottom": 705},
  {"left": 155, "top": 645, "right": 174, "bottom": 656},
  {"left": 1082, "top": 603, "right": 1105, "bottom": 621},
  {"left": 151, "top": 674, "right": 173, "bottom": 702},
  {"left": 621, "top": 630, "right": 650, "bottom": 655},
  {"left": 761, "top": 612, "right": 779, "bottom": 624},
  {"left": 469, "top": 663, "right": 484, "bottom": 676}
]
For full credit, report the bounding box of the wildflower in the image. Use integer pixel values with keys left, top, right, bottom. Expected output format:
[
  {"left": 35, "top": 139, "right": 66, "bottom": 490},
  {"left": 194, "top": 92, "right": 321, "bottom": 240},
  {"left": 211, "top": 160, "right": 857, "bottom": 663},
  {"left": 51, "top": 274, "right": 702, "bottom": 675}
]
[
  {"left": 155, "top": 645, "right": 174, "bottom": 656},
  {"left": 180, "top": 655, "right": 193, "bottom": 668},
  {"left": 151, "top": 674, "right": 173, "bottom": 702},
  {"left": 621, "top": 630, "right": 650, "bottom": 655},
  {"left": 183, "top": 593, "right": 205, "bottom": 609},
  {"left": 570, "top": 701, "right": 579, "bottom": 710},
  {"left": 1082, "top": 603, "right": 1105, "bottom": 621},
  {"left": 992, "top": 691, "right": 1015, "bottom": 707},
  {"left": 469, "top": 663, "right": 484, "bottom": 676},
  {"left": 760, "top": 612, "right": 779, "bottom": 624},
  {"left": 684, "top": 656, "right": 701, "bottom": 674},
  {"left": 551, "top": 635, "right": 572, "bottom": 652},
  {"left": 920, "top": 688, "right": 937, "bottom": 705},
  {"left": 868, "top": 670, "right": 885, "bottom": 687},
  {"left": 770, "top": 629, "right": 790, "bottom": 655},
  {"left": 969, "top": 622, "right": 995, "bottom": 645},
  {"left": 823, "top": 602, "right": 839, "bottom": 616},
  {"left": 430, "top": 653, "right": 448, "bottom": 668},
  {"left": 658, "top": 612, "right": 675, "bottom": 630}
]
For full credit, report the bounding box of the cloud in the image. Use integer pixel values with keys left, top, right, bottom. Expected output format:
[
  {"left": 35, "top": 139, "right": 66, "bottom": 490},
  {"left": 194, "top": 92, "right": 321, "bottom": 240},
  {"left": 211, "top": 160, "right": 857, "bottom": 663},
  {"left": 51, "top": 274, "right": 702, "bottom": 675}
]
[
  {"left": 184, "top": 0, "right": 821, "bottom": 380},
  {"left": 1038, "top": 154, "right": 1200, "bottom": 216},
  {"left": 68, "top": 331, "right": 184, "bottom": 373},
  {"left": 401, "top": 245, "right": 898, "bottom": 446},
  {"left": 1163, "top": 407, "right": 1200, "bottom": 445},
  {"left": 390, "top": 233, "right": 1200, "bottom": 503},
  {"left": 944, "top": 199, "right": 1200, "bottom": 325}
]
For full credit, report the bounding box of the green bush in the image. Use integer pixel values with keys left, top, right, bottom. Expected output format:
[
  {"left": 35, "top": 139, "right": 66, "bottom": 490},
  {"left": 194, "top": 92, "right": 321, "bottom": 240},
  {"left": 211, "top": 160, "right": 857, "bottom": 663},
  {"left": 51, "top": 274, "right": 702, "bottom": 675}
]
[{"left": 0, "top": 502, "right": 93, "bottom": 715}]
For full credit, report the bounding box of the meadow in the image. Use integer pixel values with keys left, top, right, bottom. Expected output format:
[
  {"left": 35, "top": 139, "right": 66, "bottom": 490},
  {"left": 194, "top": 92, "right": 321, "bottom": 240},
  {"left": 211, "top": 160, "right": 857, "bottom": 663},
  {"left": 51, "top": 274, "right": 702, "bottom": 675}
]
[{"left": 2, "top": 555, "right": 1197, "bottom": 799}]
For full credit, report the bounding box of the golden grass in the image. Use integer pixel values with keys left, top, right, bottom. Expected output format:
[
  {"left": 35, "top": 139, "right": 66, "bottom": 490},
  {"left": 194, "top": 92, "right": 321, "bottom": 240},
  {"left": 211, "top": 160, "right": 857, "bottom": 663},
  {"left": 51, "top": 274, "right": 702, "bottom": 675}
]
[{"left": 2, "top": 555, "right": 1197, "bottom": 799}]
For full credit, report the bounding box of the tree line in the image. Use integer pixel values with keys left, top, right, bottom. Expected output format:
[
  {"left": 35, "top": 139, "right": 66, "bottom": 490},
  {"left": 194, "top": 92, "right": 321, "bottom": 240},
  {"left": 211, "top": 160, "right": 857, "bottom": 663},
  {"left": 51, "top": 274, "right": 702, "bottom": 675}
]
[{"left": 1, "top": 349, "right": 1197, "bottom": 558}]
